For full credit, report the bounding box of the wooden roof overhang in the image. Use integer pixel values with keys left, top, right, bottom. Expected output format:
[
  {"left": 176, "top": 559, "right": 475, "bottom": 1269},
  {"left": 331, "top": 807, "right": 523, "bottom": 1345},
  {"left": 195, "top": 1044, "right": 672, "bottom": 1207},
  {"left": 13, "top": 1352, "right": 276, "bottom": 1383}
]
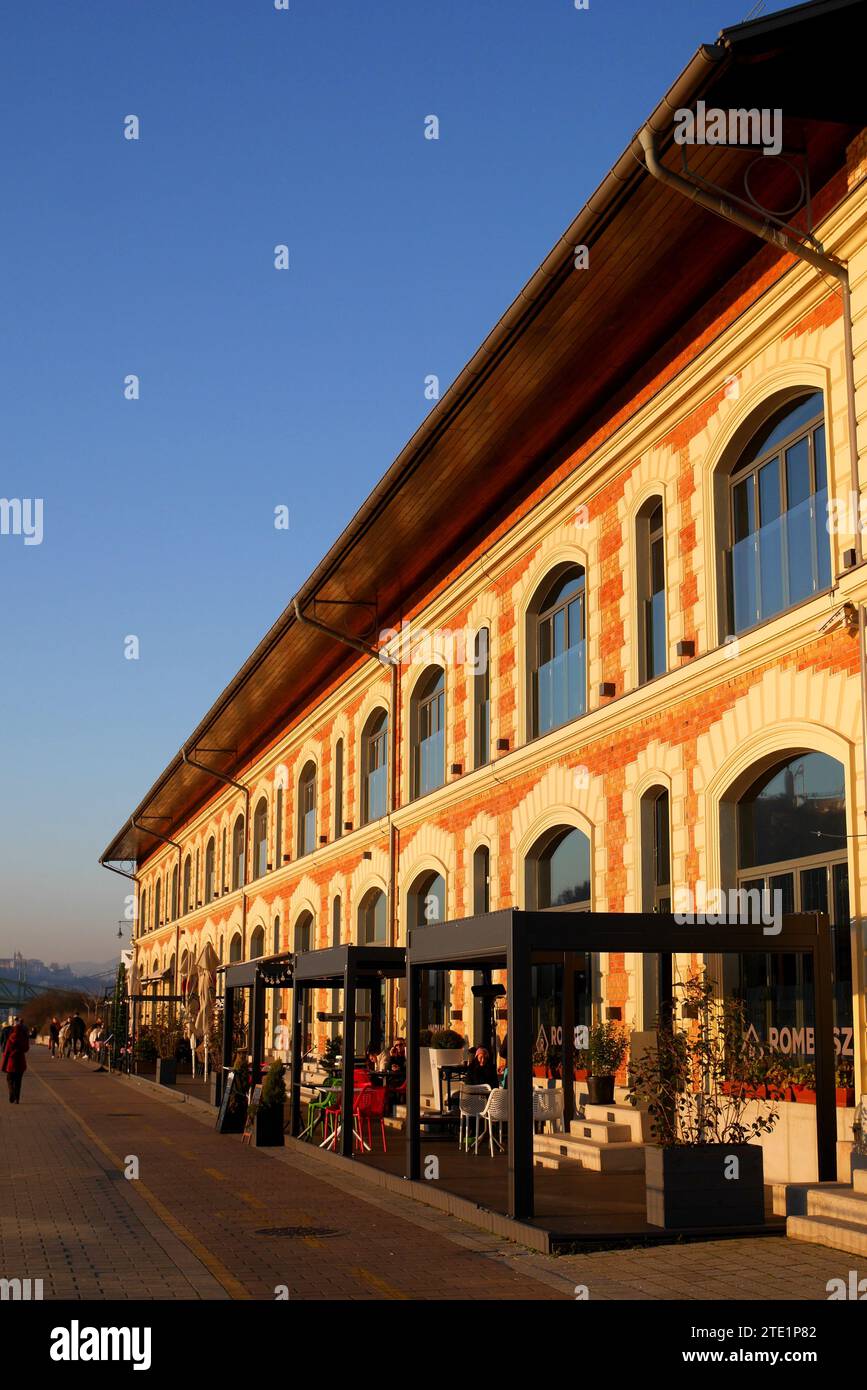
[{"left": 101, "top": 0, "right": 865, "bottom": 870}]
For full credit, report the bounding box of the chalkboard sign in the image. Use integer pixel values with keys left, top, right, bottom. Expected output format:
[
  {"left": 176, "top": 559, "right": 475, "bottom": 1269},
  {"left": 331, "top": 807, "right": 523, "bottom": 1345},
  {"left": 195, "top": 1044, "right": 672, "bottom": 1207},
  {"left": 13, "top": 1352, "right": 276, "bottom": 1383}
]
[
  {"left": 241, "top": 1084, "right": 262, "bottom": 1145},
  {"left": 215, "top": 1069, "right": 236, "bottom": 1133}
]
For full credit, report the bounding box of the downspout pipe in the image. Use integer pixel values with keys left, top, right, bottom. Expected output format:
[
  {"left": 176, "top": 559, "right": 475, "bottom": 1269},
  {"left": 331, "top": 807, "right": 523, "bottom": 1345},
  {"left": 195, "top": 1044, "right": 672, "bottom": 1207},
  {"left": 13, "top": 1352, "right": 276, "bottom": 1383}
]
[
  {"left": 292, "top": 599, "right": 401, "bottom": 955},
  {"left": 182, "top": 749, "right": 250, "bottom": 957},
  {"left": 638, "top": 125, "right": 861, "bottom": 565}
]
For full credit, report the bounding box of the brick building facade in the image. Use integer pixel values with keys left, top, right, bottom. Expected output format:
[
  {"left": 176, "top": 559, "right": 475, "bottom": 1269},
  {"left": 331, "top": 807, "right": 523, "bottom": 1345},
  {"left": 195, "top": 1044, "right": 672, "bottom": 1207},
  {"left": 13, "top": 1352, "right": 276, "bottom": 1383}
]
[{"left": 102, "top": 1, "right": 867, "bottom": 1105}]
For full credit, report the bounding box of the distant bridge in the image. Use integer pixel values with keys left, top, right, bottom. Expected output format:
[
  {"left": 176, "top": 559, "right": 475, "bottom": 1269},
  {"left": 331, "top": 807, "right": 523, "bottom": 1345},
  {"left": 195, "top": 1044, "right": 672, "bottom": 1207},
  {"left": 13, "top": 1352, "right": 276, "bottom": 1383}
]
[{"left": 0, "top": 974, "right": 38, "bottom": 1011}]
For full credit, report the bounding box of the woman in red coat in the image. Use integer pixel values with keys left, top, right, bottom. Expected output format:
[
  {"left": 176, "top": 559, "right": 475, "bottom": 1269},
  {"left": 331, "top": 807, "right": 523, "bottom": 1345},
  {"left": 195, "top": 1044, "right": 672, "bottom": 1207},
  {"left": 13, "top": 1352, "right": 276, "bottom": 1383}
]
[{"left": 2, "top": 1018, "right": 29, "bottom": 1103}]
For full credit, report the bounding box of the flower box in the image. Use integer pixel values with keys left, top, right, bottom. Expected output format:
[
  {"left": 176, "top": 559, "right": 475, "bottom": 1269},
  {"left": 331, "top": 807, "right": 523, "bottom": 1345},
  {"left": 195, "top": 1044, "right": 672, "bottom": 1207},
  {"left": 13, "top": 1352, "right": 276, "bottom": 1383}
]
[{"left": 645, "top": 1143, "right": 765, "bottom": 1229}]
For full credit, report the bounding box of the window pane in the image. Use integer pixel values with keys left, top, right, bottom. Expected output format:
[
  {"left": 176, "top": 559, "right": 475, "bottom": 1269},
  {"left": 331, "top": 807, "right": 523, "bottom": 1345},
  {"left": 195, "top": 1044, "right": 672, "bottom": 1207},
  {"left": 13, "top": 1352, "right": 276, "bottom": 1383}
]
[
  {"left": 785, "top": 436, "right": 811, "bottom": 509},
  {"left": 814, "top": 424, "right": 827, "bottom": 492},
  {"left": 733, "top": 477, "right": 755, "bottom": 541},
  {"left": 738, "top": 752, "right": 845, "bottom": 867}
]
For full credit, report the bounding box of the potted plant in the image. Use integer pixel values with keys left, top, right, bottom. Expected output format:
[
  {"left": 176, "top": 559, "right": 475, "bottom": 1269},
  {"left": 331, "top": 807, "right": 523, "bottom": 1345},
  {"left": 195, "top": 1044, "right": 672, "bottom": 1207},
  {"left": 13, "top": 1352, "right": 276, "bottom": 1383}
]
[
  {"left": 789, "top": 1061, "right": 816, "bottom": 1104},
  {"left": 319, "top": 1035, "right": 342, "bottom": 1079},
  {"left": 586, "top": 1021, "right": 628, "bottom": 1105},
  {"left": 628, "top": 982, "right": 779, "bottom": 1230},
  {"left": 680, "top": 968, "right": 705, "bottom": 1021},
  {"left": 251, "top": 1059, "right": 286, "bottom": 1147},
  {"left": 151, "top": 1021, "right": 182, "bottom": 1085},
  {"left": 837, "top": 1060, "right": 856, "bottom": 1108},
  {"left": 420, "top": 1028, "right": 465, "bottom": 1107}
]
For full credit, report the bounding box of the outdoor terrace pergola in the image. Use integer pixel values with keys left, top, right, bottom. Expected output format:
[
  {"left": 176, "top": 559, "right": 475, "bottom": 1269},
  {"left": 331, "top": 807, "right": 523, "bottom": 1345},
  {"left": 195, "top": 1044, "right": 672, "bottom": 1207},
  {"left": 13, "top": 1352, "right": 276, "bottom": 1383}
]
[
  {"left": 289, "top": 945, "right": 406, "bottom": 1156},
  {"left": 405, "top": 909, "right": 836, "bottom": 1221},
  {"left": 220, "top": 951, "right": 294, "bottom": 1090}
]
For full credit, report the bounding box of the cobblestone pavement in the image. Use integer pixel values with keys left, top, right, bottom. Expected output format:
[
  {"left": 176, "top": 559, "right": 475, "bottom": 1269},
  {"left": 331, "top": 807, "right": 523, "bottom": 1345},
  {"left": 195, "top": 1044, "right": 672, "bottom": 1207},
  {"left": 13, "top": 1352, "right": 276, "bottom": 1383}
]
[{"left": 0, "top": 1049, "right": 856, "bottom": 1302}]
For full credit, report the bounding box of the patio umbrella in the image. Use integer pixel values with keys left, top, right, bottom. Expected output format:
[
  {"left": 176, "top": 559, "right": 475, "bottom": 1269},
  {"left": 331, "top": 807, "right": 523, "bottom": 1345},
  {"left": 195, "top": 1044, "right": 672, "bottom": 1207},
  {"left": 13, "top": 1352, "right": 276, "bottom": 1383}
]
[
  {"left": 195, "top": 942, "right": 220, "bottom": 1080},
  {"left": 185, "top": 973, "right": 201, "bottom": 1075}
]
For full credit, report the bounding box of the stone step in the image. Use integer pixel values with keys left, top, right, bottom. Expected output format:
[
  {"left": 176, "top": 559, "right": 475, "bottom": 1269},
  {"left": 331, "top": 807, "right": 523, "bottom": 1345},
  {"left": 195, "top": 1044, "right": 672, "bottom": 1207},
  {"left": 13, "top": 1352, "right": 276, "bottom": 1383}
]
[
  {"left": 581, "top": 1104, "right": 650, "bottom": 1142},
  {"left": 533, "top": 1153, "right": 586, "bottom": 1173},
  {"left": 566, "top": 1117, "right": 632, "bottom": 1144},
  {"left": 853, "top": 1165, "right": 867, "bottom": 1195},
  {"left": 787, "top": 1213, "right": 867, "bottom": 1257},
  {"left": 574, "top": 1085, "right": 632, "bottom": 1106},
  {"left": 806, "top": 1187, "right": 867, "bottom": 1227},
  {"left": 533, "top": 1131, "right": 645, "bottom": 1173},
  {"left": 772, "top": 1181, "right": 850, "bottom": 1217}
]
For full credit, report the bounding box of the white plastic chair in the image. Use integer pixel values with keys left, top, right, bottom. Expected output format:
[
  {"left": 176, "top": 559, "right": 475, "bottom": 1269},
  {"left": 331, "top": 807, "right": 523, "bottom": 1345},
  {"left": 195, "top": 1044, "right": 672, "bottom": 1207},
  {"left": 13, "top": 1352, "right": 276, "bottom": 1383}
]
[
  {"left": 481, "top": 1086, "right": 510, "bottom": 1155},
  {"left": 532, "top": 1088, "right": 565, "bottom": 1134},
  {"left": 458, "top": 1083, "right": 490, "bottom": 1153}
]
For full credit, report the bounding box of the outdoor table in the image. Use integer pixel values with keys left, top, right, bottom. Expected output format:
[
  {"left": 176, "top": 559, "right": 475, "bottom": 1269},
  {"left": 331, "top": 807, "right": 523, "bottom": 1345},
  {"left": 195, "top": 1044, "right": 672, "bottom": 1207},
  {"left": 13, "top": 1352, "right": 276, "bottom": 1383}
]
[{"left": 438, "top": 1063, "right": 469, "bottom": 1113}]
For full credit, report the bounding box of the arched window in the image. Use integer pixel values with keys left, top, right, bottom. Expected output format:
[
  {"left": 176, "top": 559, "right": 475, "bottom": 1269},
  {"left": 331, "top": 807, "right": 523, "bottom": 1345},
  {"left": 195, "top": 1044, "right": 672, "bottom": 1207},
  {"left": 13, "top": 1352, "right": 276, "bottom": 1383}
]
[
  {"left": 297, "top": 762, "right": 317, "bottom": 857},
  {"left": 408, "top": 871, "right": 448, "bottom": 1027},
  {"left": 229, "top": 932, "right": 242, "bottom": 963},
  {"left": 640, "top": 788, "right": 671, "bottom": 912},
  {"left": 637, "top": 499, "right": 666, "bottom": 682},
  {"left": 334, "top": 740, "right": 344, "bottom": 839},
  {"left": 294, "top": 911, "right": 314, "bottom": 1051},
  {"left": 410, "top": 668, "right": 445, "bottom": 798},
  {"left": 252, "top": 797, "right": 268, "bottom": 879},
  {"left": 472, "top": 845, "right": 490, "bottom": 915},
  {"left": 525, "top": 825, "right": 591, "bottom": 910},
  {"left": 528, "top": 565, "right": 586, "bottom": 738},
  {"left": 726, "top": 391, "right": 830, "bottom": 635},
  {"left": 726, "top": 751, "right": 851, "bottom": 1048},
  {"left": 170, "top": 864, "right": 179, "bottom": 920},
  {"left": 139, "top": 888, "right": 148, "bottom": 935},
  {"left": 639, "top": 787, "right": 671, "bottom": 1029},
  {"left": 249, "top": 924, "right": 265, "bottom": 959},
  {"left": 330, "top": 895, "right": 342, "bottom": 1038},
  {"left": 153, "top": 879, "right": 161, "bottom": 930},
  {"left": 204, "top": 837, "right": 215, "bottom": 904},
  {"left": 275, "top": 786, "right": 284, "bottom": 865},
  {"left": 221, "top": 827, "right": 227, "bottom": 892},
  {"left": 273, "top": 915, "right": 281, "bottom": 955},
  {"left": 358, "top": 887, "right": 386, "bottom": 944},
  {"left": 361, "top": 709, "right": 388, "bottom": 824},
  {"left": 473, "top": 629, "right": 490, "bottom": 768},
  {"left": 182, "top": 856, "right": 192, "bottom": 914},
  {"left": 525, "top": 825, "right": 593, "bottom": 1047},
  {"left": 231, "top": 814, "right": 245, "bottom": 891}
]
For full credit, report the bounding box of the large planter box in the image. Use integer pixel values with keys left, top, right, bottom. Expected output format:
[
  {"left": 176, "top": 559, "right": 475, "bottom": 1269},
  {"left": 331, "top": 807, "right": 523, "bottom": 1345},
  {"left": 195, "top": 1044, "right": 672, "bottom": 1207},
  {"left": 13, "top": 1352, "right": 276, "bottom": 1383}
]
[
  {"left": 645, "top": 1144, "right": 765, "bottom": 1229},
  {"left": 253, "top": 1104, "right": 285, "bottom": 1147},
  {"left": 155, "top": 1058, "right": 177, "bottom": 1087},
  {"left": 420, "top": 1047, "right": 465, "bottom": 1105}
]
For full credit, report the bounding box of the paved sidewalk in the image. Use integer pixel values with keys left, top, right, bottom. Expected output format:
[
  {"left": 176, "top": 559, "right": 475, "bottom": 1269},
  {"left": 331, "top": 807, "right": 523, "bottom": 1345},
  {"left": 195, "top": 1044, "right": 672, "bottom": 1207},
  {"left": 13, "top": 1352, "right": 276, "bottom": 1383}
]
[{"left": 1, "top": 1049, "right": 858, "bottom": 1301}]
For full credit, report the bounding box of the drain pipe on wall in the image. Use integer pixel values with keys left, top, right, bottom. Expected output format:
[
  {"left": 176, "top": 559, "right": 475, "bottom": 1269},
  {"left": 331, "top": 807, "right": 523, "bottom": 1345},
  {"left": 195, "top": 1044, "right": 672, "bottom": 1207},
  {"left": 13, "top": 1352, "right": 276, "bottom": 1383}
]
[
  {"left": 182, "top": 750, "right": 250, "bottom": 958},
  {"left": 640, "top": 124, "right": 867, "bottom": 1086},
  {"left": 292, "top": 600, "right": 401, "bottom": 954}
]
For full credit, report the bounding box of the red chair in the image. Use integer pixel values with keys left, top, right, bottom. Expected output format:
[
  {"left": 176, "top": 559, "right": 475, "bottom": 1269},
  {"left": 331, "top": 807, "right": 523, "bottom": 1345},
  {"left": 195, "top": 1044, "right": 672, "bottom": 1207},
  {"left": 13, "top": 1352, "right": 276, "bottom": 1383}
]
[{"left": 354, "top": 1084, "right": 389, "bottom": 1153}]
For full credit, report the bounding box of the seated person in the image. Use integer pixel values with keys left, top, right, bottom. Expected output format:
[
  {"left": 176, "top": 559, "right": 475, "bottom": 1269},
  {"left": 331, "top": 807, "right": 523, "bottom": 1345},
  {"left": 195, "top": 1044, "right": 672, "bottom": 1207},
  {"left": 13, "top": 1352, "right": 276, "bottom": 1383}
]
[{"left": 464, "top": 1046, "right": 498, "bottom": 1089}]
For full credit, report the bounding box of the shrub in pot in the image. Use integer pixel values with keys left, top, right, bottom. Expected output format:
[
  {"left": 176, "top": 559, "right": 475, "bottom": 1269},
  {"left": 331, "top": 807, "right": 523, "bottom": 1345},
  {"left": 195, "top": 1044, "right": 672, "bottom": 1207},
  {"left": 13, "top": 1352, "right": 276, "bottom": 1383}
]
[
  {"left": 586, "top": 1022, "right": 628, "bottom": 1105},
  {"left": 251, "top": 1059, "right": 286, "bottom": 1147},
  {"left": 628, "top": 983, "right": 779, "bottom": 1230}
]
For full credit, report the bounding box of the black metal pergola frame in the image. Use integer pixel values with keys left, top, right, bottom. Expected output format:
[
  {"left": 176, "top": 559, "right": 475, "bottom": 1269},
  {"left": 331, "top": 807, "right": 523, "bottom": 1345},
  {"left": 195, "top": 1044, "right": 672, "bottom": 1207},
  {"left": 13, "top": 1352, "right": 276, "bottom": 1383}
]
[
  {"left": 405, "top": 909, "right": 835, "bottom": 1221},
  {"left": 289, "top": 944, "right": 406, "bottom": 1156},
  {"left": 219, "top": 951, "right": 294, "bottom": 1089}
]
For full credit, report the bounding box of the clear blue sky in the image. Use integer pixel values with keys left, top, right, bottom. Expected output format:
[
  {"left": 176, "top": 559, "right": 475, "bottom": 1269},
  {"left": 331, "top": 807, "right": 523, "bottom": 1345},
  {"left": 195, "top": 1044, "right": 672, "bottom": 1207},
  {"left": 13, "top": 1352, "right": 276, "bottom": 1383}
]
[{"left": 0, "top": 0, "right": 794, "bottom": 966}]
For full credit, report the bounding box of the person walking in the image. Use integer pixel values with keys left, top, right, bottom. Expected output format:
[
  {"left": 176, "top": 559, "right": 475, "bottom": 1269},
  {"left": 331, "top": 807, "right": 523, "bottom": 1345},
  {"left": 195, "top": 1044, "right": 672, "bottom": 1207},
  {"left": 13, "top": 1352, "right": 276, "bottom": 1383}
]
[
  {"left": 69, "top": 1011, "right": 86, "bottom": 1058},
  {"left": 1, "top": 1017, "right": 29, "bottom": 1103},
  {"left": 49, "top": 1016, "right": 60, "bottom": 1057}
]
